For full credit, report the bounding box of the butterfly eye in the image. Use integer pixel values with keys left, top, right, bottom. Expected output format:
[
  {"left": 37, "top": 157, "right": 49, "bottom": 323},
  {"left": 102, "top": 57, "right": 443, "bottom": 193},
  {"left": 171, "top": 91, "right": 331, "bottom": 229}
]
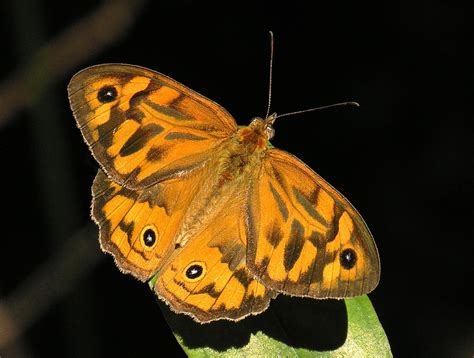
[
  {"left": 140, "top": 225, "right": 158, "bottom": 249},
  {"left": 97, "top": 85, "right": 118, "bottom": 103},
  {"left": 340, "top": 248, "right": 357, "bottom": 269},
  {"left": 265, "top": 125, "right": 275, "bottom": 140},
  {"left": 183, "top": 262, "right": 206, "bottom": 282}
]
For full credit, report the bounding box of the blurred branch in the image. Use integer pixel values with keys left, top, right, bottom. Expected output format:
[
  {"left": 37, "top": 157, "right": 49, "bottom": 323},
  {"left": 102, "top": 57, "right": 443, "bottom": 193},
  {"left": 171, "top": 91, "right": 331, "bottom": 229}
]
[
  {"left": 0, "top": 0, "right": 147, "bottom": 128},
  {"left": 0, "top": 224, "right": 102, "bottom": 351},
  {"left": 0, "top": 1, "right": 146, "bottom": 355}
]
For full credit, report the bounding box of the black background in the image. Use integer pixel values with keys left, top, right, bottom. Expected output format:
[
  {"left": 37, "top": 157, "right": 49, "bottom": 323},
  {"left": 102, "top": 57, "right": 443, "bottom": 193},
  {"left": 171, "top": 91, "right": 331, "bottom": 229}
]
[{"left": 0, "top": 1, "right": 472, "bottom": 357}]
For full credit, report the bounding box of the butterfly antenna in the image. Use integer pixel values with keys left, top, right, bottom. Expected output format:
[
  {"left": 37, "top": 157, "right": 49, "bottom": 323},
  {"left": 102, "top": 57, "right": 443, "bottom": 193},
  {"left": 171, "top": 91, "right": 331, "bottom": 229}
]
[
  {"left": 264, "top": 31, "right": 275, "bottom": 119},
  {"left": 276, "top": 101, "right": 360, "bottom": 119}
]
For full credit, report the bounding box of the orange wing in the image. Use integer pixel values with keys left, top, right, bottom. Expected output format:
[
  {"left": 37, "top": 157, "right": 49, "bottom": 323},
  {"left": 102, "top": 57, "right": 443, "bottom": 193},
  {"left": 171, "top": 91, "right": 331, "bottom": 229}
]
[
  {"left": 68, "top": 64, "right": 237, "bottom": 189},
  {"left": 92, "top": 162, "right": 210, "bottom": 281},
  {"left": 154, "top": 194, "right": 276, "bottom": 322},
  {"left": 246, "top": 149, "right": 380, "bottom": 298}
]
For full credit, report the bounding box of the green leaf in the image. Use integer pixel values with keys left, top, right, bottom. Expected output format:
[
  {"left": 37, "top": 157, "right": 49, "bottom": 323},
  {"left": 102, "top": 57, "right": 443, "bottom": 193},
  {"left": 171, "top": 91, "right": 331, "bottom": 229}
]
[{"left": 156, "top": 294, "right": 391, "bottom": 357}]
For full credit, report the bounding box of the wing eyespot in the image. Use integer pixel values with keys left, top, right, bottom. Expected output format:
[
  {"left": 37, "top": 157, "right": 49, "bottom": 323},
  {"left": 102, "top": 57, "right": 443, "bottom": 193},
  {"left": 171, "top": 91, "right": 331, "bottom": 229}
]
[
  {"left": 97, "top": 85, "right": 118, "bottom": 103},
  {"left": 183, "top": 262, "right": 206, "bottom": 282},
  {"left": 140, "top": 225, "right": 158, "bottom": 250},
  {"left": 340, "top": 248, "right": 357, "bottom": 270}
]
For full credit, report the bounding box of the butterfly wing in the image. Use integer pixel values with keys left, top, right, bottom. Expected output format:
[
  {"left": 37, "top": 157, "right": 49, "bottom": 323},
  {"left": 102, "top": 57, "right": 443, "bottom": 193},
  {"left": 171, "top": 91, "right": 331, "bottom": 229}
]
[
  {"left": 68, "top": 64, "right": 237, "bottom": 189},
  {"left": 246, "top": 149, "right": 380, "bottom": 298},
  {"left": 92, "top": 163, "right": 211, "bottom": 281},
  {"left": 154, "top": 195, "right": 276, "bottom": 322}
]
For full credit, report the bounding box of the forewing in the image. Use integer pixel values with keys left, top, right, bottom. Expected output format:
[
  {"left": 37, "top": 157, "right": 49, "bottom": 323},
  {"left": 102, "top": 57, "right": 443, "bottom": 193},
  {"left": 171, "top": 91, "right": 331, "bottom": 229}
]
[
  {"left": 247, "top": 149, "right": 380, "bottom": 298},
  {"left": 69, "top": 64, "right": 237, "bottom": 189}
]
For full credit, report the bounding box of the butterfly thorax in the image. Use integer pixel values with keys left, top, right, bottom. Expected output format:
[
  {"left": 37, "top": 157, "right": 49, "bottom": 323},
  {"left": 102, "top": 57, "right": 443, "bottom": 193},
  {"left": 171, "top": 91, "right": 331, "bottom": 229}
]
[
  {"left": 216, "top": 119, "right": 272, "bottom": 185},
  {"left": 237, "top": 119, "right": 270, "bottom": 149}
]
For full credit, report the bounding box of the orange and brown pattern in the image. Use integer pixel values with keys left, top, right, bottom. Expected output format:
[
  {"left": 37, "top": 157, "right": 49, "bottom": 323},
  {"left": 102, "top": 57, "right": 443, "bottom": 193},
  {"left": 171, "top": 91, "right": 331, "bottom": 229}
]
[
  {"left": 68, "top": 64, "right": 236, "bottom": 189},
  {"left": 154, "top": 198, "right": 276, "bottom": 322},
  {"left": 247, "top": 149, "right": 380, "bottom": 298},
  {"left": 69, "top": 63, "right": 380, "bottom": 323},
  {"left": 91, "top": 162, "right": 211, "bottom": 281}
]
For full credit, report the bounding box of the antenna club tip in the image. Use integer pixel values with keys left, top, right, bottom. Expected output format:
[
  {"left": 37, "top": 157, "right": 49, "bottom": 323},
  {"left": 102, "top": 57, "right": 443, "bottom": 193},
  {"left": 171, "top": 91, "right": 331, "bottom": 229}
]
[{"left": 349, "top": 101, "right": 360, "bottom": 107}]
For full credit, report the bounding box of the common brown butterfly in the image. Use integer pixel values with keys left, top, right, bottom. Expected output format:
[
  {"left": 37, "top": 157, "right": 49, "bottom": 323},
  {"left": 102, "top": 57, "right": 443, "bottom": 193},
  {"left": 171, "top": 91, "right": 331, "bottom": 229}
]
[{"left": 68, "top": 36, "right": 379, "bottom": 323}]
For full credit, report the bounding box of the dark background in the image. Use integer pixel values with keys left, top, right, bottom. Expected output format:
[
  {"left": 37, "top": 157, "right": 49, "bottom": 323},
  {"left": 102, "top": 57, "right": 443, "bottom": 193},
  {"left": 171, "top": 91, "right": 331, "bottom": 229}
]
[{"left": 0, "top": 1, "right": 472, "bottom": 357}]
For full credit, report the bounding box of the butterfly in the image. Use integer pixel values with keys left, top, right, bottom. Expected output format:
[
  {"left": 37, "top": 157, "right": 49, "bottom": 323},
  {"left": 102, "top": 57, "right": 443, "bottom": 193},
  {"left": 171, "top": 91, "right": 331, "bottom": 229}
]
[{"left": 68, "top": 62, "right": 380, "bottom": 323}]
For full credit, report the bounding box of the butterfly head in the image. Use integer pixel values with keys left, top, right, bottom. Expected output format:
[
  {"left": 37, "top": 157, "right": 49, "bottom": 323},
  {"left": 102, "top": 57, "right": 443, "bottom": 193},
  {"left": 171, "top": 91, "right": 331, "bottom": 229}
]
[{"left": 248, "top": 112, "right": 277, "bottom": 141}]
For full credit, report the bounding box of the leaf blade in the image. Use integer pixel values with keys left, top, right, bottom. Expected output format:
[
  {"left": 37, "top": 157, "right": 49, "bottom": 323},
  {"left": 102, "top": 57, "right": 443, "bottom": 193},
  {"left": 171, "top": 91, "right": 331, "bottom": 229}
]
[{"left": 156, "top": 293, "right": 391, "bottom": 357}]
